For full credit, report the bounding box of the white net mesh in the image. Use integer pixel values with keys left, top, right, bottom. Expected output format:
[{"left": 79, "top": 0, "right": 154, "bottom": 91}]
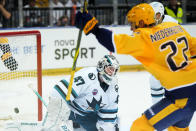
[{"left": 0, "top": 31, "right": 42, "bottom": 126}]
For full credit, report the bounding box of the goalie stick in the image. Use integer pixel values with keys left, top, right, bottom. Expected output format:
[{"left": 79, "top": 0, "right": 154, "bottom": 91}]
[
  {"left": 28, "top": 83, "right": 48, "bottom": 108},
  {"left": 66, "top": 0, "right": 88, "bottom": 101}
]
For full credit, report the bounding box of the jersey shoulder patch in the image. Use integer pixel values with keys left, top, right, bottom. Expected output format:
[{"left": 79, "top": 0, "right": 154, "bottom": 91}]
[
  {"left": 114, "top": 85, "right": 119, "bottom": 92},
  {"left": 88, "top": 73, "right": 96, "bottom": 80}
]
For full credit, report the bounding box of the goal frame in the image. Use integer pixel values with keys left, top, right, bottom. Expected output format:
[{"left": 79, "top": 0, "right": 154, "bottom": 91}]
[{"left": 0, "top": 30, "right": 42, "bottom": 121}]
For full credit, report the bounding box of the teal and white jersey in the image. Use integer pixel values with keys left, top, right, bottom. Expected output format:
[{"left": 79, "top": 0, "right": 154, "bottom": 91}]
[{"left": 51, "top": 67, "right": 119, "bottom": 124}]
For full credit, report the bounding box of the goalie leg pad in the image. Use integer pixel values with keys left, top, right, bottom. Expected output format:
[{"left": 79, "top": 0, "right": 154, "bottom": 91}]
[{"left": 5, "top": 121, "right": 42, "bottom": 131}]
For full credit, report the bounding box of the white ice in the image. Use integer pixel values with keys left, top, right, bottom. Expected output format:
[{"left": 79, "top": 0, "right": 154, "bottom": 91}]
[{"left": 0, "top": 71, "right": 195, "bottom": 130}]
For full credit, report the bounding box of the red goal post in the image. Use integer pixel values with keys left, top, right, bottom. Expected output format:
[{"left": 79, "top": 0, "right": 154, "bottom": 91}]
[{"left": 0, "top": 30, "right": 42, "bottom": 121}]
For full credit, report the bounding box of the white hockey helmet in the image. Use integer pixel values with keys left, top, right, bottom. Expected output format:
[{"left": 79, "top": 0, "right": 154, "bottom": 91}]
[
  {"left": 97, "top": 55, "right": 120, "bottom": 85},
  {"left": 150, "top": 2, "right": 165, "bottom": 23}
]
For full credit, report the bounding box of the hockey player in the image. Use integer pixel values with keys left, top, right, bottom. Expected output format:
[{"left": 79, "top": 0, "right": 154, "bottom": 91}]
[
  {"left": 5, "top": 55, "right": 120, "bottom": 131},
  {"left": 150, "top": 1, "right": 178, "bottom": 25},
  {"left": 74, "top": 3, "right": 196, "bottom": 131},
  {"left": 149, "top": 2, "right": 195, "bottom": 105},
  {"left": 42, "top": 54, "right": 120, "bottom": 131},
  {"left": 149, "top": 1, "right": 178, "bottom": 104}
]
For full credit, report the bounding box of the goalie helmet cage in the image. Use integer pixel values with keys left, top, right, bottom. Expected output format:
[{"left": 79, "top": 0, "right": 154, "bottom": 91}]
[{"left": 0, "top": 30, "right": 42, "bottom": 121}]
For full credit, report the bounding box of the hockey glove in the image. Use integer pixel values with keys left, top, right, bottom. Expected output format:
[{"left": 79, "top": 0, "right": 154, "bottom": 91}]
[{"left": 75, "top": 11, "right": 98, "bottom": 35}]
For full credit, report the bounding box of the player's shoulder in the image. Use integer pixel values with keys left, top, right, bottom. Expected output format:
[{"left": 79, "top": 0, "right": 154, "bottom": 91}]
[
  {"left": 76, "top": 67, "right": 98, "bottom": 81},
  {"left": 156, "top": 21, "right": 179, "bottom": 29}
]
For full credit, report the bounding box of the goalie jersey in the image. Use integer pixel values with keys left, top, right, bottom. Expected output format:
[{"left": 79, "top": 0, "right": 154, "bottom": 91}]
[{"left": 51, "top": 67, "right": 119, "bottom": 123}]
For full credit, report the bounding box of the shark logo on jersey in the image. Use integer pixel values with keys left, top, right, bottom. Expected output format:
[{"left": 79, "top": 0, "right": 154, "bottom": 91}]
[
  {"left": 86, "top": 97, "right": 104, "bottom": 111},
  {"left": 86, "top": 106, "right": 94, "bottom": 111},
  {"left": 100, "top": 103, "right": 106, "bottom": 107},
  {"left": 88, "top": 73, "right": 96, "bottom": 80}
]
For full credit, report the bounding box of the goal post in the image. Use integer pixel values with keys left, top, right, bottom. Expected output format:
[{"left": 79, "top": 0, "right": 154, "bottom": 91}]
[{"left": 0, "top": 30, "right": 42, "bottom": 121}]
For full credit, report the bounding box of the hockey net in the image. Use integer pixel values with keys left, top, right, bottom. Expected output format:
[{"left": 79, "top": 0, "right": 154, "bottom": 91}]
[{"left": 0, "top": 31, "right": 42, "bottom": 123}]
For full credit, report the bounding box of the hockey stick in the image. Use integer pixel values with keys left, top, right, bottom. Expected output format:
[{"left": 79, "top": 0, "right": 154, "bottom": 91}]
[
  {"left": 66, "top": 0, "right": 88, "bottom": 101},
  {"left": 0, "top": 115, "right": 12, "bottom": 121},
  {"left": 28, "top": 83, "right": 48, "bottom": 108}
]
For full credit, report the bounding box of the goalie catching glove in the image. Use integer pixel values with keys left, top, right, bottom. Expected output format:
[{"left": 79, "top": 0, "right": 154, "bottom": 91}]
[
  {"left": 75, "top": 11, "right": 98, "bottom": 35},
  {"left": 41, "top": 97, "right": 73, "bottom": 131}
]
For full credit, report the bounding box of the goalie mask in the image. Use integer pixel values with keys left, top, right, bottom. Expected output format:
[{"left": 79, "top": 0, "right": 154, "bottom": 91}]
[{"left": 97, "top": 55, "right": 120, "bottom": 85}]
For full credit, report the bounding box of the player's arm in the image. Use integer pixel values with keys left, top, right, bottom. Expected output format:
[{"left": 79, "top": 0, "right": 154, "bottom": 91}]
[
  {"left": 97, "top": 105, "right": 119, "bottom": 131},
  {"left": 75, "top": 11, "right": 115, "bottom": 52},
  {"left": 75, "top": 11, "right": 144, "bottom": 55},
  {"left": 52, "top": 68, "right": 91, "bottom": 104},
  {"left": 92, "top": 27, "right": 115, "bottom": 52},
  {"left": 92, "top": 28, "right": 145, "bottom": 55},
  {"left": 52, "top": 77, "right": 81, "bottom": 103},
  {"left": 97, "top": 90, "right": 119, "bottom": 131}
]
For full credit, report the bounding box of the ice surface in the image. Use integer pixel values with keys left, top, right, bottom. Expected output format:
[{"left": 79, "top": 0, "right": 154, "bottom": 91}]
[{"left": 0, "top": 71, "right": 195, "bottom": 130}]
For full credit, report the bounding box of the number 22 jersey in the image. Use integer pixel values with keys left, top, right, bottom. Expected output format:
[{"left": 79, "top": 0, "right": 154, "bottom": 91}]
[{"left": 113, "top": 22, "right": 196, "bottom": 98}]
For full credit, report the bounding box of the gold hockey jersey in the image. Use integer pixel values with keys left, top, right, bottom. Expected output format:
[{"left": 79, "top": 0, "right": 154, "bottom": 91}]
[{"left": 113, "top": 22, "right": 196, "bottom": 91}]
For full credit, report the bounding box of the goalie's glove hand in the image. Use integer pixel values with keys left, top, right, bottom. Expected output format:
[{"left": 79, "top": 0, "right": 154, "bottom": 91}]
[{"left": 75, "top": 11, "right": 98, "bottom": 35}]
